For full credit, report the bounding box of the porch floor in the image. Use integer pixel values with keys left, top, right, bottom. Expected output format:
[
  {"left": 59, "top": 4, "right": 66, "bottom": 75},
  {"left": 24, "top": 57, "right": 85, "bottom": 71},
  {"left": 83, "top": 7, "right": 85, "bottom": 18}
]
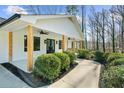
[{"left": 11, "top": 59, "right": 35, "bottom": 73}]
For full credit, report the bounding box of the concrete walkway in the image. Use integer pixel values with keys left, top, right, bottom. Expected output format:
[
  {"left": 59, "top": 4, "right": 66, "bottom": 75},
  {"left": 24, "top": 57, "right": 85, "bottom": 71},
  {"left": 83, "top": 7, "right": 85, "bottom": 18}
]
[
  {"left": 0, "top": 65, "right": 30, "bottom": 88},
  {"left": 49, "top": 59, "right": 101, "bottom": 88}
]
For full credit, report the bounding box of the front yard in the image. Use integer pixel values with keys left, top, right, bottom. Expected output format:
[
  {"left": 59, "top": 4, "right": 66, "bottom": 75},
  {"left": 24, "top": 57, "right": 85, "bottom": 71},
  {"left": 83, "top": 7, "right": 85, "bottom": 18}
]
[
  {"left": 76, "top": 49, "right": 124, "bottom": 88},
  {"left": 2, "top": 48, "right": 124, "bottom": 88}
]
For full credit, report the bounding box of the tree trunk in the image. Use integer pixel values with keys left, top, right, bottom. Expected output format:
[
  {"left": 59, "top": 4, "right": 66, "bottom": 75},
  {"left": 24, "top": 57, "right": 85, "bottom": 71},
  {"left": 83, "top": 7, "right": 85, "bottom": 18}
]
[
  {"left": 102, "top": 31, "right": 105, "bottom": 52},
  {"left": 102, "top": 11, "right": 105, "bottom": 52},
  {"left": 96, "top": 26, "right": 99, "bottom": 50},
  {"left": 122, "top": 18, "right": 124, "bottom": 53},
  {"left": 112, "top": 15, "right": 115, "bottom": 52}
]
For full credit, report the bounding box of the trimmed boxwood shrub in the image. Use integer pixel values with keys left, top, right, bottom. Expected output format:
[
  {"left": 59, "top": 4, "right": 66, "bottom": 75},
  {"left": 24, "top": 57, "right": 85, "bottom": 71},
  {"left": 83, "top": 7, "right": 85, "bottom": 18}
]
[
  {"left": 94, "top": 51, "right": 106, "bottom": 64},
  {"left": 103, "top": 52, "right": 110, "bottom": 61},
  {"left": 67, "top": 48, "right": 78, "bottom": 53},
  {"left": 78, "top": 49, "right": 90, "bottom": 59},
  {"left": 64, "top": 51, "right": 76, "bottom": 65},
  {"left": 109, "top": 58, "right": 124, "bottom": 66},
  {"left": 99, "top": 65, "right": 124, "bottom": 88},
  {"left": 33, "top": 54, "right": 61, "bottom": 81},
  {"left": 88, "top": 51, "right": 95, "bottom": 60},
  {"left": 54, "top": 52, "right": 70, "bottom": 71},
  {"left": 107, "top": 53, "right": 124, "bottom": 64}
]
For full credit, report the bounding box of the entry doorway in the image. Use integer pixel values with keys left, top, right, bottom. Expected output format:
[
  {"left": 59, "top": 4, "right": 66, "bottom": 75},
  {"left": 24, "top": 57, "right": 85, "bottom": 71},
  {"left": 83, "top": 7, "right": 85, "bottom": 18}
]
[{"left": 46, "top": 39, "right": 55, "bottom": 53}]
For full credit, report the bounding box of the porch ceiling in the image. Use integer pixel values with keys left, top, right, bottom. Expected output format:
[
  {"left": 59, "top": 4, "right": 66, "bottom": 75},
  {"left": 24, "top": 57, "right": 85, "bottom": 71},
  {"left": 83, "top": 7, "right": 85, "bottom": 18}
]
[{"left": 0, "top": 19, "right": 29, "bottom": 32}]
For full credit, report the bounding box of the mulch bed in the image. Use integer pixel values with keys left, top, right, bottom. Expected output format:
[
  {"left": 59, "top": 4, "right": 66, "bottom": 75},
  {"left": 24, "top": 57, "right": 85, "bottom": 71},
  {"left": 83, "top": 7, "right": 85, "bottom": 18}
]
[{"left": 1, "top": 62, "right": 78, "bottom": 88}]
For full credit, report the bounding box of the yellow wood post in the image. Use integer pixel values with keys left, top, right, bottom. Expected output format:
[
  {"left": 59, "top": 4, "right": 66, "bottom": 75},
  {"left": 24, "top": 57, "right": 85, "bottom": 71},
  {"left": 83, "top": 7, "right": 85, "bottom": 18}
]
[
  {"left": 27, "top": 25, "right": 33, "bottom": 71},
  {"left": 80, "top": 40, "right": 83, "bottom": 49},
  {"left": 73, "top": 40, "right": 76, "bottom": 49},
  {"left": 76, "top": 41, "right": 78, "bottom": 49},
  {"left": 74, "top": 40, "right": 77, "bottom": 49},
  {"left": 8, "top": 32, "right": 13, "bottom": 62},
  {"left": 62, "top": 35, "right": 65, "bottom": 51},
  {"left": 67, "top": 38, "right": 68, "bottom": 50}
]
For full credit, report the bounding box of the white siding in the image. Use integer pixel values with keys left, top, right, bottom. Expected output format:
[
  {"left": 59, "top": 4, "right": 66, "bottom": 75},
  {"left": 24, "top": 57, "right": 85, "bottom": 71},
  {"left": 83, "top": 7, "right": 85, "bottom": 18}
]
[
  {"left": 0, "top": 31, "right": 8, "bottom": 63},
  {"left": 12, "top": 28, "right": 63, "bottom": 61},
  {"left": 33, "top": 18, "right": 81, "bottom": 40},
  {"left": 68, "top": 40, "right": 72, "bottom": 48}
]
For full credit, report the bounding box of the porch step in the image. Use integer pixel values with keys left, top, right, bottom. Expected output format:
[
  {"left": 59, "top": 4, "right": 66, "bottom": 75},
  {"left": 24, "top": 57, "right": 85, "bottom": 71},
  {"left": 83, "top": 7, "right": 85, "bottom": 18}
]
[{"left": 1, "top": 63, "right": 47, "bottom": 88}]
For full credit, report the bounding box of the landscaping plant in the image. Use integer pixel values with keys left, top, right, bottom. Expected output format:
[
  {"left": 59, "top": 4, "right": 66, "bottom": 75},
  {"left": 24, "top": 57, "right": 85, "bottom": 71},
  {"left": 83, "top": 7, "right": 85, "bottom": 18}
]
[
  {"left": 78, "top": 49, "right": 90, "bottom": 59},
  {"left": 64, "top": 51, "right": 76, "bottom": 65},
  {"left": 99, "top": 65, "right": 124, "bottom": 88},
  {"left": 88, "top": 51, "right": 95, "bottom": 60},
  {"left": 109, "top": 58, "right": 124, "bottom": 66},
  {"left": 107, "top": 53, "right": 124, "bottom": 64},
  {"left": 94, "top": 51, "right": 106, "bottom": 64},
  {"left": 33, "top": 54, "right": 61, "bottom": 82},
  {"left": 54, "top": 52, "right": 70, "bottom": 71}
]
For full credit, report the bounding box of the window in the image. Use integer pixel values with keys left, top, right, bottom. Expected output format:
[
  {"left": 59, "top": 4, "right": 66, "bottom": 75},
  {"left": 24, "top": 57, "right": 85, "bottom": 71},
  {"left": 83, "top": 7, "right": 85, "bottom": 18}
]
[
  {"left": 24, "top": 35, "right": 40, "bottom": 52},
  {"left": 34, "top": 36, "right": 40, "bottom": 51},
  {"left": 46, "top": 39, "right": 55, "bottom": 53},
  {"left": 24, "top": 35, "right": 27, "bottom": 52},
  {"left": 59, "top": 40, "right": 62, "bottom": 49},
  {"left": 72, "top": 42, "right": 74, "bottom": 48}
]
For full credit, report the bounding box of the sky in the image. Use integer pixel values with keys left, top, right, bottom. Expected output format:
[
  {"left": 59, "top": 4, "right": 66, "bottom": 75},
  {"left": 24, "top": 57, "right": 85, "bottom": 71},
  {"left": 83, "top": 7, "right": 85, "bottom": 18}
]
[{"left": 0, "top": 5, "right": 112, "bottom": 19}]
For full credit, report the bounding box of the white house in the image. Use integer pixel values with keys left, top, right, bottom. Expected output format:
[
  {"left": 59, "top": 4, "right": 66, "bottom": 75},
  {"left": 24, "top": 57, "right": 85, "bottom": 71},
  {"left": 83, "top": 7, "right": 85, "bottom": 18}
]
[{"left": 0, "top": 14, "right": 83, "bottom": 72}]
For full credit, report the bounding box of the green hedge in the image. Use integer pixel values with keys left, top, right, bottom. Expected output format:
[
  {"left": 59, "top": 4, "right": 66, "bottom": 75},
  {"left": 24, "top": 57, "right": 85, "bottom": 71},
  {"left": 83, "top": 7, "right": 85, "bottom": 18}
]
[
  {"left": 54, "top": 53, "right": 70, "bottom": 71},
  {"left": 67, "top": 48, "right": 78, "bottom": 53},
  {"left": 33, "top": 54, "right": 61, "bottom": 81},
  {"left": 109, "top": 58, "right": 124, "bottom": 66},
  {"left": 107, "top": 53, "right": 124, "bottom": 64},
  {"left": 64, "top": 51, "right": 76, "bottom": 65},
  {"left": 78, "top": 49, "right": 90, "bottom": 59},
  {"left": 104, "top": 52, "right": 110, "bottom": 61},
  {"left": 99, "top": 65, "right": 124, "bottom": 88},
  {"left": 94, "top": 51, "right": 106, "bottom": 64},
  {"left": 88, "top": 51, "right": 95, "bottom": 60}
]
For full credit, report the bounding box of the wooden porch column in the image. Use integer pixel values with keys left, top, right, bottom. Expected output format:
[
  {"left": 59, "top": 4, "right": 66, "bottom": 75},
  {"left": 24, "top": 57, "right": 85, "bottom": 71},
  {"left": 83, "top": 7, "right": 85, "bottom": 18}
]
[
  {"left": 67, "top": 38, "right": 68, "bottom": 50},
  {"left": 76, "top": 41, "right": 78, "bottom": 49},
  {"left": 74, "top": 40, "right": 76, "bottom": 49},
  {"left": 62, "top": 35, "right": 65, "bottom": 51},
  {"left": 27, "top": 25, "right": 33, "bottom": 71},
  {"left": 80, "top": 40, "right": 83, "bottom": 49},
  {"left": 8, "top": 32, "right": 13, "bottom": 62},
  {"left": 72, "top": 40, "right": 76, "bottom": 49}
]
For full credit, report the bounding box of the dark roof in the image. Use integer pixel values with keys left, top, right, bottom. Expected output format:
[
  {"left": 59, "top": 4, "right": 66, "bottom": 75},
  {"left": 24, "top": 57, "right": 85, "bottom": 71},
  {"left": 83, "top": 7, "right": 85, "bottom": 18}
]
[
  {"left": 0, "top": 17, "right": 6, "bottom": 24},
  {"left": 0, "top": 14, "right": 21, "bottom": 28}
]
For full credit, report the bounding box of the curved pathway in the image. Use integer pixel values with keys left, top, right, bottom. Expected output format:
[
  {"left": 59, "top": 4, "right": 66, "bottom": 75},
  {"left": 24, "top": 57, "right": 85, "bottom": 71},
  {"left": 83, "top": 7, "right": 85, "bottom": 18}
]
[{"left": 49, "top": 59, "right": 101, "bottom": 88}]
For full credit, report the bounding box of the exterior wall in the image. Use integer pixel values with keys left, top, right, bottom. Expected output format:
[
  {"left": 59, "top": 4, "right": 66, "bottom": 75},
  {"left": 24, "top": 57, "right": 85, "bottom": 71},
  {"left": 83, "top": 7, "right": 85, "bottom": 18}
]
[
  {"left": 68, "top": 40, "right": 72, "bottom": 49},
  {"left": 46, "top": 32, "right": 63, "bottom": 53},
  {"left": 67, "top": 40, "right": 81, "bottom": 49},
  {"left": 12, "top": 28, "right": 63, "bottom": 61},
  {"left": 75, "top": 41, "right": 80, "bottom": 49},
  {"left": 0, "top": 28, "right": 79, "bottom": 63},
  {"left": 0, "top": 31, "right": 8, "bottom": 63},
  {"left": 34, "top": 17, "right": 82, "bottom": 40}
]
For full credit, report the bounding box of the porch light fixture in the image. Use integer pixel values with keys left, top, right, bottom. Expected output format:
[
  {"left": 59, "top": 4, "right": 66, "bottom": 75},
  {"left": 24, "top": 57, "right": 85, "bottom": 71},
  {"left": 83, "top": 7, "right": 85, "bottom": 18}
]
[
  {"left": 68, "top": 37, "right": 71, "bottom": 40},
  {"left": 56, "top": 41, "right": 58, "bottom": 44},
  {"left": 40, "top": 30, "right": 49, "bottom": 35}
]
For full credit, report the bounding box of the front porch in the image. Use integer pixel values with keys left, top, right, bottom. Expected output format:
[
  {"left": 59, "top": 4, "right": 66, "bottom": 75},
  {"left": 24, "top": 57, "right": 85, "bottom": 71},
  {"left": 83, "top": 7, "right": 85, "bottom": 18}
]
[
  {"left": 11, "top": 59, "right": 35, "bottom": 72},
  {"left": 2, "top": 24, "right": 83, "bottom": 72},
  {"left": 0, "top": 14, "right": 83, "bottom": 72}
]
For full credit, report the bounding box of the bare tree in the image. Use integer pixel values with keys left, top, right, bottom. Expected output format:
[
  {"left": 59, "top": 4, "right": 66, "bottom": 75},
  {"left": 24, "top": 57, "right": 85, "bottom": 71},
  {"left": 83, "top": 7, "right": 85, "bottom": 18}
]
[
  {"left": 81, "top": 5, "right": 87, "bottom": 49},
  {"left": 112, "top": 5, "right": 124, "bottom": 53},
  {"left": 66, "top": 5, "right": 79, "bottom": 15},
  {"left": 27, "top": 5, "right": 63, "bottom": 15}
]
